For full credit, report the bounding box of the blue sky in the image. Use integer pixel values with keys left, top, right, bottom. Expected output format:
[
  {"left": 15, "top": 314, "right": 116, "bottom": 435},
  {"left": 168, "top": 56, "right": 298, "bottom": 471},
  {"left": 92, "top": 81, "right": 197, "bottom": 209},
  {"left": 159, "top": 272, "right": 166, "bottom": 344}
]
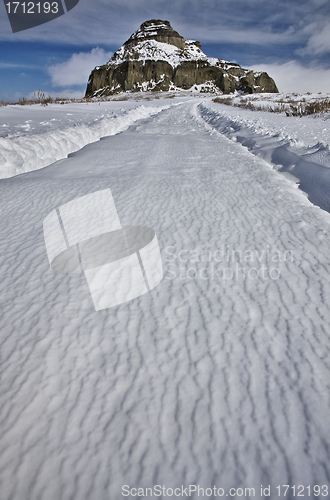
[{"left": 0, "top": 0, "right": 330, "bottom": 101}]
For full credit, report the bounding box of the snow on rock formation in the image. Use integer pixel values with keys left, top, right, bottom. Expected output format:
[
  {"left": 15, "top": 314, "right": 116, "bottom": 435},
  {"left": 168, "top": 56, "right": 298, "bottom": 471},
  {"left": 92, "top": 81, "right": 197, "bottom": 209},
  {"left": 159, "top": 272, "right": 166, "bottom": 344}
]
[{"left": 86, "top": 20, "right": 279, "bottom": 96}]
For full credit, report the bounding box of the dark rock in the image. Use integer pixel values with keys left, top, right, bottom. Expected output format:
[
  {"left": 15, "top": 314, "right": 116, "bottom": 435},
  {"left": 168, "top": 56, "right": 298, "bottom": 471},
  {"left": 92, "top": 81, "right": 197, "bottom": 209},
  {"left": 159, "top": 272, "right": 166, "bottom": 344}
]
[
  {"left": 85, "top": 20, "right": 278, "bottom": 97},
  {"left": 124, "top": 19, "right": 185, "bottom": 50}
]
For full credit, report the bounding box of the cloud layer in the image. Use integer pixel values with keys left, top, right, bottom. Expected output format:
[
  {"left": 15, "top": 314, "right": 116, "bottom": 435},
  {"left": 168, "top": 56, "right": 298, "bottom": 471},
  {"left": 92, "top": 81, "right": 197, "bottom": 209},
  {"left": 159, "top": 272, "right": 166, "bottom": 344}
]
[
  {"left": 253, "top": 61, "right": 330, "bottom": 93},
  {"left": 48, "top": 48, "right": 112, "bottom": 87},
  {"left": 1, "top": 0, "right": 329, "bottom": 54},
  {"left": 0, "top": 0, "right": 329, "bottom": 97},
  {"left": 301, "top": 21, "right": 330, "bottom": 55}
]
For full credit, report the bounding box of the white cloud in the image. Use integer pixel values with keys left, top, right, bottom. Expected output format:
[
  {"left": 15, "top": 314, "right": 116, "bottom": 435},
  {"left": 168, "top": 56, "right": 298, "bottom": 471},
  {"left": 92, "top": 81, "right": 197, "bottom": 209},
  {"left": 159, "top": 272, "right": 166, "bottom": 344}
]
[
  {"left": 252, "top": 61, "right": 330, "bottom": 93},
  {"left": 0, "top": 0, "right": 309, "bottom": 47},
  {"left": 311, "top": 0, "right": 328, "bottom": 6},
  {"left": 48, "top": 48, "right": 112, "bottom": 87},
  {"left": 302, "top": 22, "right": 330, "bottom": 55},
  {"left": 0, "top": 62, "right": 39, "bottom": 69},
  {"left": 178, "top": 25, "right": 298, "bottom": 46}
]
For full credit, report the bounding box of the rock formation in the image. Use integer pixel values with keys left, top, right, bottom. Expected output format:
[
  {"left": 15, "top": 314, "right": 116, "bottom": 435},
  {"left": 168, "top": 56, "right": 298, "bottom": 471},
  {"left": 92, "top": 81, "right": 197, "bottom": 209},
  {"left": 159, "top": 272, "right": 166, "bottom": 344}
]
[{"left": 86, "top": 20, "right": 278, "bottom": 97}]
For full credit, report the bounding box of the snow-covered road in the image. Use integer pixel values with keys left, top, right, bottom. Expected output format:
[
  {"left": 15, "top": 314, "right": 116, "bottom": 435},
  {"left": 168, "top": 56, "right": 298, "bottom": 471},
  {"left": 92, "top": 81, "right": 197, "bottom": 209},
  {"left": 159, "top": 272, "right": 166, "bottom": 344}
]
[{"left": 1, "top": 100, "right": 330, "bottom": 499}]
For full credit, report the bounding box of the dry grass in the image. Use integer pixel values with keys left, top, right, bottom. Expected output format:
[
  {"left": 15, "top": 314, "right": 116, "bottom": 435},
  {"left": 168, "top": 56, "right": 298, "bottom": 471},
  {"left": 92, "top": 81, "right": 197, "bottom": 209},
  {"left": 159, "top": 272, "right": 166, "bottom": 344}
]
[
  {"left": 0, "top": 90, "right": 115, "bottom": 107},
  {"left": 286, "top": 100, "right": 330, "bottom": 116},
  {"left": 213, "top": 96, "right": 233, "bottom": 106},
  {"left": 0, "top": 91, "right": 75, "bottom": 107},
  {"left": 213, "top": 95, "right": 330, "bottom": 116},
  {"left": 3, "top": 90, "right": 329, "bottom": 115},
  {"left": 18, "top": 91, "right": 55, "bottom": 106}
]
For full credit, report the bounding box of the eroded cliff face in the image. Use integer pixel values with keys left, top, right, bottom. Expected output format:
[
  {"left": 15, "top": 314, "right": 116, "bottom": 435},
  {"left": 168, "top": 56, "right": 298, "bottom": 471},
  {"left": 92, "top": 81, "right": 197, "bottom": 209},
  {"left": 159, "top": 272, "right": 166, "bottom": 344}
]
[{"left": 85, "top": 19, "right": 278, "bottom": 97}]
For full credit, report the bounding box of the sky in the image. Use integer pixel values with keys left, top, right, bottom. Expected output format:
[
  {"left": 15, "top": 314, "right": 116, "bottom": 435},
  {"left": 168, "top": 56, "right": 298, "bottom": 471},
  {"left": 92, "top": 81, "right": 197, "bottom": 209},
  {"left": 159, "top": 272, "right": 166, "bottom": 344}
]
[{"left": 0, "top": 0, "right": 330, "bottom": 101}]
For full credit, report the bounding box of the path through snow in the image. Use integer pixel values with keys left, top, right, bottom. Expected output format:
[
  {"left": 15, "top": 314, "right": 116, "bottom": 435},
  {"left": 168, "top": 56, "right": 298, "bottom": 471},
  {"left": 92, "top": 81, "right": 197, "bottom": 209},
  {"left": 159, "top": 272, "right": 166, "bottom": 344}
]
[{"left": 1, "top": 101, "right": 330, "bottom": 499}]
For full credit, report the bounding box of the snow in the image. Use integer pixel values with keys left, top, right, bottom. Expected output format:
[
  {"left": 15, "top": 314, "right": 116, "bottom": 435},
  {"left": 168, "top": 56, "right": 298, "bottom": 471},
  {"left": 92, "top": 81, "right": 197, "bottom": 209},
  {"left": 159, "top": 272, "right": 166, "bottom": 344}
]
[
  {"left": 131, "top": 22, "right": 171, "bottom": 39},
  {"left": 203, "top": 96, "right": 330, "bottom": 149},
  {"left": 111, "top": 38, "right": 228, "bottom": 69},
  {"left": 199, "top": 98, "right": 330, "bottom": 212},
  {"left": 0, "top": 100, "right": 177, "bottom": 178},
  {"left": 218, "top": 91, "right": 330, "bottom": 114},
  {"left": 1, "top": 96, "right": 330, "bottom": 499}
]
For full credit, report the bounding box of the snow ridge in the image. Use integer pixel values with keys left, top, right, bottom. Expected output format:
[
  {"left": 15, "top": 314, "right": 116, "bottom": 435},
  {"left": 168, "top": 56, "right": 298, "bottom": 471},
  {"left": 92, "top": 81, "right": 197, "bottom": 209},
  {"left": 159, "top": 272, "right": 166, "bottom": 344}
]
[
  {"left": 198, "top": 100, "right": 330, "bottom": 213},
  {"left": 0, "top": 103, "right": 173, "bottom": 178}
]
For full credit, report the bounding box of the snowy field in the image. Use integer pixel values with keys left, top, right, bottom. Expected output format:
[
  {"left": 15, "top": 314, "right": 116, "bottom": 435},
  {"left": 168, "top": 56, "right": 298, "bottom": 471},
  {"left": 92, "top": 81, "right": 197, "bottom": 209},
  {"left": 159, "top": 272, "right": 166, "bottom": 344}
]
[
  {"left": 1, "top": 95, "right": 330, "bottom": 499},
  {"left": 0, "top": 98, "right": 188, "bottom": 178},
  {"left": 214, "top": 91, "right": 330, "bottom": 113}
]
